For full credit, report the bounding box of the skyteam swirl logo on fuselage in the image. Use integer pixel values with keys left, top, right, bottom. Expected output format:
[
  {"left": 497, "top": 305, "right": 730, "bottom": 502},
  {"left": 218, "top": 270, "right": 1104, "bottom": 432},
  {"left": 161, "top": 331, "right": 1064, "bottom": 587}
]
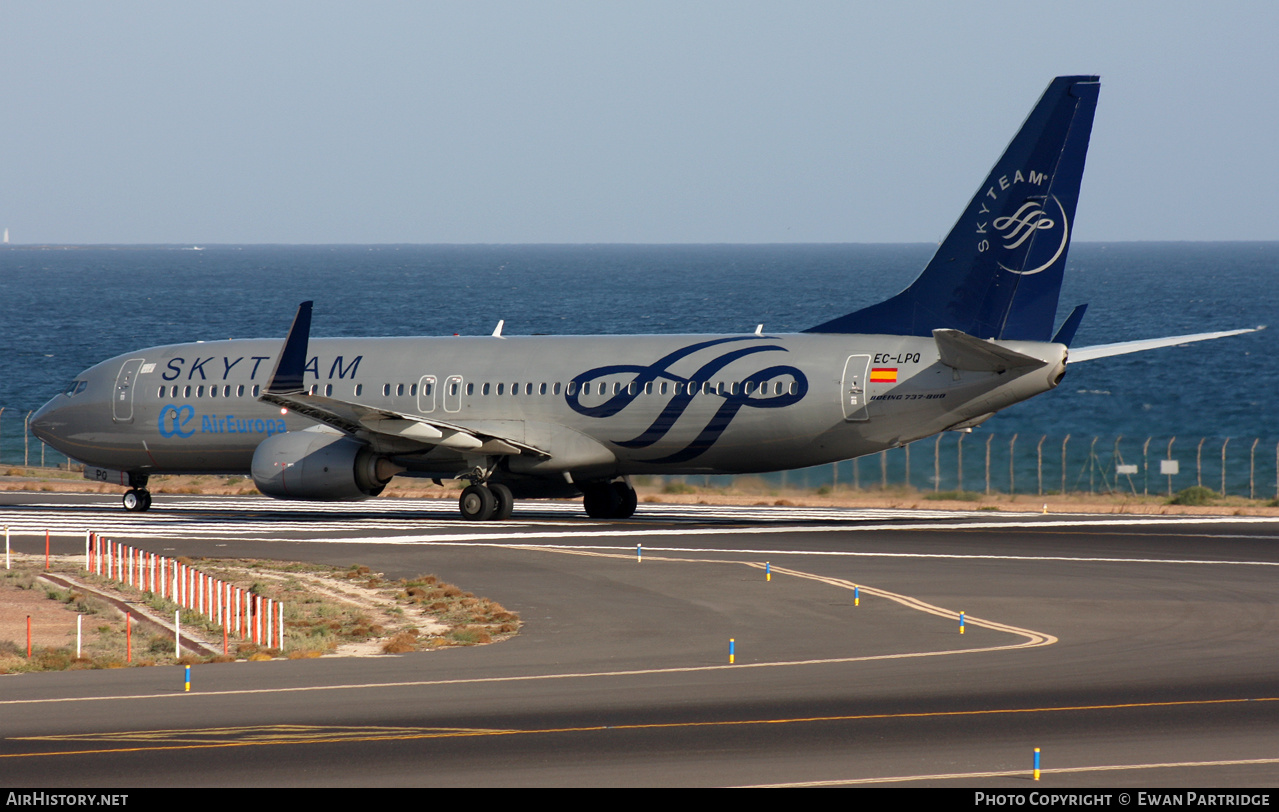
[{"left": 565, "top": 336, "right": 808, "bottom": 463}]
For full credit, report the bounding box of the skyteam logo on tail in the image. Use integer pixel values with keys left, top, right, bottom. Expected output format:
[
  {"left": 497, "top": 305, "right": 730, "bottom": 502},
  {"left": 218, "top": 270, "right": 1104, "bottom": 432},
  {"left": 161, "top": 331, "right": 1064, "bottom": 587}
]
[
  {"left": 974, "top": 168, "right": 1069, "bottom": 275},
  {"left": 994, "top": 195, "right": 1070, "bottom": 276}
]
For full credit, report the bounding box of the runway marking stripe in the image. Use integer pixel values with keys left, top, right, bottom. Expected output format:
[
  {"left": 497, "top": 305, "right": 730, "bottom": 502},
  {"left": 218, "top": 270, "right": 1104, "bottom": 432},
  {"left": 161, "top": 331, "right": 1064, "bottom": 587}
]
[
  {"left": 750, "top": 756, "right": 1279, "bottom": 787},
  {"left": 0, "top": 637, "right": 1059, "bottom": 708},
  {"left": 6, "top": 697, "right": 1276, "bottom": 760},
  {"left": 516, "top": 546, "right": 1055, "bottom": 648}
]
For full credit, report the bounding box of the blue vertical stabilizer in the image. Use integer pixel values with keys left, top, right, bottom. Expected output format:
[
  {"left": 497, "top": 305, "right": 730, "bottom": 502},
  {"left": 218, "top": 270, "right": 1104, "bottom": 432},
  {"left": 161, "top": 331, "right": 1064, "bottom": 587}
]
[{"left": 806, "top": 75, "right": 1099, "bottom": 340}]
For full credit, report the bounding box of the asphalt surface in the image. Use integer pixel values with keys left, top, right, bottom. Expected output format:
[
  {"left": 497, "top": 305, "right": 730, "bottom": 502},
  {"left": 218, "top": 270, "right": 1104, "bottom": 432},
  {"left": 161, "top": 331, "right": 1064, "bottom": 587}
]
[{"left": 1, "top": 492, "right": 1278, "bottom": 787}]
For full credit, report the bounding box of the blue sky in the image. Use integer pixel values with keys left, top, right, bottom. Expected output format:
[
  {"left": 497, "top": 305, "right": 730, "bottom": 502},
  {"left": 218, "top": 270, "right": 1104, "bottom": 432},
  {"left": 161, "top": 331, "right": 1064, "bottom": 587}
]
[{"left": 2, "top": 1, "right": 1276, "bottom": 244}]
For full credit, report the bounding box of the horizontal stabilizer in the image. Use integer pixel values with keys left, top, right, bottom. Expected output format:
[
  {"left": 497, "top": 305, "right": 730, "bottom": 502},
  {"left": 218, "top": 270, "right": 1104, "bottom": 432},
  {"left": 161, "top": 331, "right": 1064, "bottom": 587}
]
[
  {"left": 1052, "top": 304, "right": 1088, "bottom": 346},
  {"left": 933, "top": 329, "right": 1050, "bottom": 373},
  {"left": 1069, "top": 326, "right": 1265, "bottom": 362}
]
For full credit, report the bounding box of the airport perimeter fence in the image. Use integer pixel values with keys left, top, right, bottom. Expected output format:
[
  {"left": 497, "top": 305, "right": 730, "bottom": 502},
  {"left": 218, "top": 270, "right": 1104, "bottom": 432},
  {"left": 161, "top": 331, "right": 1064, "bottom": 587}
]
[
  {"left": 1, "top": 409, "right": 1275, "bottom": 501},
  {"left": 653, "top": 433, "right": 1279, "bottom": 502}
]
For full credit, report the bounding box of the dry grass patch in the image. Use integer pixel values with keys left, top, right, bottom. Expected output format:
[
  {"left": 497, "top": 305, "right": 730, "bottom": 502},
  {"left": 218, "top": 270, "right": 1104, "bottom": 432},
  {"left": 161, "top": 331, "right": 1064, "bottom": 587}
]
[{"left": 0, "top": 554, "right": 519, "bottom": 671}]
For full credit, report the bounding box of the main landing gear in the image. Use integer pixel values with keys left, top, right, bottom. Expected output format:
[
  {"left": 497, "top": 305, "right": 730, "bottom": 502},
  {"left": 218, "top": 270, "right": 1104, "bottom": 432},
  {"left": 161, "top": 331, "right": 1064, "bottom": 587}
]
[
  {"left": 458, "top": 481, "right": 514, "bottom": 522},
  {"left": 581, "top": 481, "right": 638, "bottom": 520},
  {"left": 122, "top": 474, "right": 152, "bottom": 512}
]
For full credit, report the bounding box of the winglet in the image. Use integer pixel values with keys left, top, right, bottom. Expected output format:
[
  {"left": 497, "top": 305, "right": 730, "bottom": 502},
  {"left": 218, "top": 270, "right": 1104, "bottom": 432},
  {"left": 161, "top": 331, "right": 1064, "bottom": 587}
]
[
  {"left": 1052, "top": 304, "right": 1088, "bottom": 346},
  {"left": 265, "top": 301, "right": 313, "bottom": 394}
]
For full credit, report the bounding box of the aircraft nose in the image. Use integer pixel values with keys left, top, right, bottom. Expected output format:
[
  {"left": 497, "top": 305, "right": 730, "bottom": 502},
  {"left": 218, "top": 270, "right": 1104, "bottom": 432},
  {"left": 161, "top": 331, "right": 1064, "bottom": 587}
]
[{"left": 29, "top": 397, "right": 63, "bottom": 444}]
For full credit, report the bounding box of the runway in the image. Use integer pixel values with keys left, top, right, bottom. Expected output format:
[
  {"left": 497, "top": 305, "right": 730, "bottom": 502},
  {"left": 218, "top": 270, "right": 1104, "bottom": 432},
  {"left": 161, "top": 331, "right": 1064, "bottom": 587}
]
[{"left": 1, "top": 492, "right": 1278, "bottom": 787}]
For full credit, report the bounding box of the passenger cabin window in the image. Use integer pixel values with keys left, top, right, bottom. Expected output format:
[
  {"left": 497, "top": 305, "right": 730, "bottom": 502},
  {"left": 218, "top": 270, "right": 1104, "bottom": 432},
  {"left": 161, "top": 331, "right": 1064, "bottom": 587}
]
[
  {"left": 252, "top": 385, "right": 260, "bottom": 397},
  {"left": 396, "top": 384, "right": 404, "bottom": 397},
  {"left": 354, "top": 384, "right": 362, "bottom": 397},
  {"left": 497, "top": 383, "right": 504, "bottom": 395},
  {"left": 466, "top": 383, "right": 474, "bottom": 395},
  {"left": 554, "top": 382, "right": 562, "bottom": 395},
  {"left": 383, "top": 384, "right": 391, "bottom": 397},
  {"left": 238, "top": 385, "right": 246, "bottom": 397}
]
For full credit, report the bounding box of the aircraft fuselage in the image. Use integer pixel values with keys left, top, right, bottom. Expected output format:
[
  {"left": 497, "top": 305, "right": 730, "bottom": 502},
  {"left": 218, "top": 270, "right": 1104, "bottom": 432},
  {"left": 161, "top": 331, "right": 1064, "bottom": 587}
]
[{"left": 36, "top": 332, "right": 1068, "bottom": 482}]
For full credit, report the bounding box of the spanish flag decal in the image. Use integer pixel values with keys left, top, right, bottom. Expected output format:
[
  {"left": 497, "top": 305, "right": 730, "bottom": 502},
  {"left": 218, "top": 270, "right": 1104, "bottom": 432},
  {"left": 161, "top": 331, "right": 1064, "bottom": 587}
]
[{"left": 870, "top": 367, "right": 898, "bottom": 383}]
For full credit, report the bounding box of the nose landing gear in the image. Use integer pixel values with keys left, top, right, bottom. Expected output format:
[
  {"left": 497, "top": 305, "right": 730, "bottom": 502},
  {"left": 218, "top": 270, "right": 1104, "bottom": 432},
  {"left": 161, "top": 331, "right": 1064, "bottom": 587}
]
[
  {"left": 121, "top": 473, "right": 152, "bottom": 512},
  {"left": 122, "top": 488, "right": 152, "bottom": 512}
]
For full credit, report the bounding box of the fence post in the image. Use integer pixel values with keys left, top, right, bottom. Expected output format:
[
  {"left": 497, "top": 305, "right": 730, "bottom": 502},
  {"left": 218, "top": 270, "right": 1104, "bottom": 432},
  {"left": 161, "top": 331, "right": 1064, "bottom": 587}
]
[
  {"left": 1009, "top": 433, "right": 1018, "bottom": 495},
  {"left": 24, "top": 411, "right": 31, "bottom": 467},
  {"left": 985, "top": 434, "right": 993, "bottom": 495},
  {"left": 1089, "top": 436, "right": 1099, "bottom": 493},
  {"left": 1037, "top": 435, "right": 1046, "bottom": 495},
  {"left": 904, "top": 444, "right": 911, "bottom": 491},
  {"left": 957, "top": 433, "right": 965, "bottom": 492},
  {"left": 831, "top": 462, "right": 837, "bottom": 491},
  {"left": 1061, "top": 435, "right": 1070, "bottom": 495},
  {"left": 1167, "top": 437, "right": 1177, "bottom": 497},
  {"left": 934, "top": 434, "right": 942, "bottom": 492},
  {"left": 1142, "top": 437, "right": 1152, "bottom": 496},
  {"left": 1220, "top": 438, "right": 1230, "bottom": 497},
  {"left": 1250, "top": 438, "right": 1259, "bottom": 500},
  {"left": 1196, "top": 437, "right": 1205, "bottom": 488},
  {"left": 852, "top": 457, "right": 859, "bottom": 490},
  {"left": 880, "top": 450, "right": 887, "bottom": 489},
  {"left": 0, "top": 406, "right": 5, "bottom": 466}
]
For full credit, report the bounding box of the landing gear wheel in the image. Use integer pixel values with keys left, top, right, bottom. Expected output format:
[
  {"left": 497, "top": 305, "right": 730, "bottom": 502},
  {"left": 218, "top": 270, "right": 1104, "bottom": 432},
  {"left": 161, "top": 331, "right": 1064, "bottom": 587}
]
[
  {"left": 489, "top": 482, "right": 515, "bottom": 521},
  {"left": 459, "top": 484, "right": 497, "bottom": 521},
  {"left": 582, "top": 483, "right": 620, "bottom": 519},
  {"left": 611, "top": 481, "right": 638, "bottom": 519},
  {"left": 123, "top": 488, "right": 152, "bottom": 512}
]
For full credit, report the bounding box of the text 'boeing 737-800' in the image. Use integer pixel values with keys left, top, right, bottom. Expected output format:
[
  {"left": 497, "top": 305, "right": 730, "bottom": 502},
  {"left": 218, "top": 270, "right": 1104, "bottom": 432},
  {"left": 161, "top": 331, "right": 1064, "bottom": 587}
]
[{"left": 30, "top": 76, "right": 1263, "bottom": 521}]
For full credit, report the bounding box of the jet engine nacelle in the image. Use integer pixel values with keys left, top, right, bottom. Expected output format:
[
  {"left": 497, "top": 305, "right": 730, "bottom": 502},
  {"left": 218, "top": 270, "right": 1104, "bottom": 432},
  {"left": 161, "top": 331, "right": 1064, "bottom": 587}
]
[{"left": 251, "top": 430, "right": 394, "bottom": 501}]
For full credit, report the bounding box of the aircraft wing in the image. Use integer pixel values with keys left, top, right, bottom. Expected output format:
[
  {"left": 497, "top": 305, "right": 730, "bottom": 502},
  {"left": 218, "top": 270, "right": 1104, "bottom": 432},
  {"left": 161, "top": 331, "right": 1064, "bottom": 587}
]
[
  {"left": 258, "top": 301, "right": 549, "bottom": 458},
  {"left": 258, "top": 389, "right": 549, "bottom": 457},
  {"left": 1068, "top": 326, "right": 1265, "bottom": 362}
]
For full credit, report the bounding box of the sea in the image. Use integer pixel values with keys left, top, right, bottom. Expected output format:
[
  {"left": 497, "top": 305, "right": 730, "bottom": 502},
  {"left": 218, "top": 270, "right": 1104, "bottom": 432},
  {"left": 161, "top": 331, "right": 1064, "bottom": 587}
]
[{"left": 1, "top": 243, "right": 1275, "bottom": 496}]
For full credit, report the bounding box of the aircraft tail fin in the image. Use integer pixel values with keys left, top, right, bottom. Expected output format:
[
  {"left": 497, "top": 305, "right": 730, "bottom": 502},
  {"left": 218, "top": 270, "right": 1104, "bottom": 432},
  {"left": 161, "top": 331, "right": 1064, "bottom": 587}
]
[{"left": 806, "top": 75, "right": 1100, "bottom": 341}]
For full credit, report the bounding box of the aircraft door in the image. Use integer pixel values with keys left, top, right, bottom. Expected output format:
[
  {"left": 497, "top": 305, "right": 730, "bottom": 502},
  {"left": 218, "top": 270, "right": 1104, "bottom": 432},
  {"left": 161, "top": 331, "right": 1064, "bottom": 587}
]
[
  {"left": 417, "top": 375, "right": 437, "bottom": 413},
  {"left": 841, "top": 355, "right": 871, "bottom": 421},
  {"left": 112, "top": 358, "right": 146, "bottom": 423},
  {"left": 443, "top": 375, "right": 463, "bottom": 413}
]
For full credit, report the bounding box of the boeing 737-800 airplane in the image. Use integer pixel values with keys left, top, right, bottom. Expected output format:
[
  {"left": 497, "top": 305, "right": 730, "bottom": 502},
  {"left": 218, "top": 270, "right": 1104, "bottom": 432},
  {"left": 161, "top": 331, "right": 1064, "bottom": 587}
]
[{"left": 29, "top": 76, "right": 1261, "bottom": 520}]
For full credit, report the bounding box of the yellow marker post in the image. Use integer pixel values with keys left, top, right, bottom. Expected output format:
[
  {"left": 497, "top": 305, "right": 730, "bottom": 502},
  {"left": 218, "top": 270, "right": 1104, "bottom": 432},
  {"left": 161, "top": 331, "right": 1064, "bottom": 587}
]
[
  {"left": 184, "top": 665, "right": 191, "bottom": 693},
  {"left": 1033, "top": 747, "right": 1041, "bottom": 780},
  {"left": 729, "top": 638, "right": 735, "bottom": 664},
  {"left": 854, "top": 585, "right": 859, "bottom": 606},
  {"left": 766, "top": 562, "right": 770, "bottom": 582},
  {"left": 959, "top": 611, "right": 965, "bottom": 634}
]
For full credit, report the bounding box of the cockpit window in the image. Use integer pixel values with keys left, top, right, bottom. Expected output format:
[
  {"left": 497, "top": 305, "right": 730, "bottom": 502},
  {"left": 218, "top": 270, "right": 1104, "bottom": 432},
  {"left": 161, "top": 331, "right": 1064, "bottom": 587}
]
[{"left": 64, "top": 380, "right": 87, "bottom": 397}]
